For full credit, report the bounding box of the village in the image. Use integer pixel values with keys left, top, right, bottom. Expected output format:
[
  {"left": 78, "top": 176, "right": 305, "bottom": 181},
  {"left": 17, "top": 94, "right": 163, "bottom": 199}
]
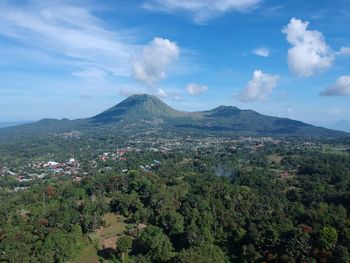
[{"left": 0, "top": 135, "right": 316, "bottom": 193}]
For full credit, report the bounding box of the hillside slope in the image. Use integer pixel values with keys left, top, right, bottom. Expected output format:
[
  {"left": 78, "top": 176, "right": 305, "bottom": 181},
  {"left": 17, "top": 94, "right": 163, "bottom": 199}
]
[{"left": 0, "top": 94, "right": 347, "bottom": 140}]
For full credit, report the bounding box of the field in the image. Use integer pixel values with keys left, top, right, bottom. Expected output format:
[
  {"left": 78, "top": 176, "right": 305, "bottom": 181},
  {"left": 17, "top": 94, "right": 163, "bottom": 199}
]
[{"left": 70, "top": 213, "right": 127, "bottom": 263}]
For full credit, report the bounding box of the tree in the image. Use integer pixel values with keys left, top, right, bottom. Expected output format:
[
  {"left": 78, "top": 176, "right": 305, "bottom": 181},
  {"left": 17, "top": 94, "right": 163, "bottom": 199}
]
[
  {"left": 176, "top": 244, "right": 228, "bottom": 263},
  {"left": 185, "top": 220, "right": 214, "bottom": 247},
  {"left": 241, "top": 244, "right": 261, "bottom": 263},
  {"left": 117, "top": 236, "right": 132, "bottom": 263},
  {"left": 319, "top": 227, "right": 338, "bottom": 250},
  {"left": 333, "top": 245, "right": 350, "bottom": 263},
  {"left": 42, "top": 230, "right": 74, "bottom": 263},
  {"left": 281, "top": 230, "right": 311, "bottom": 260},
  {"left": 156, "top": 209, "right": 184, "bottom": 236},
  {"left": 138, "top": 226, "right": 174, "bottom": 262}
]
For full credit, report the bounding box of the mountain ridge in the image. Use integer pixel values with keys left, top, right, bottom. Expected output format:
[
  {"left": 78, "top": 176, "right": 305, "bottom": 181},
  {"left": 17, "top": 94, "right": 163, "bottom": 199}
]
[
  {"left": 0, "top": 94, "right": 348, "bottom": 139},
  {"left": 329, "top": 120, "right": 350, "bottom": 133}
]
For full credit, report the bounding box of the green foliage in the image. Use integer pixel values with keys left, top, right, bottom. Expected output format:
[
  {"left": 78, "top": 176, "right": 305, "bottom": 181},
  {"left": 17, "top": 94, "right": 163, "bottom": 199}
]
[
  {"left": 319, "top": 226, "right": 338, "bottom": 250},
  {"left": 117, "top": 236, "right": 132, "bottom": 254},
  {"left": 333, "top": 245, "right": 350, "bottom": 263},
  {"left": 138, "top": 226, "right": 175, "bottom": 262},
  {"left": 176, "top": 244, "right": 228, "bottom": 263},
  {"left": 1, "top": 129, "right": 350, "bottom": 263},
  {"left": 117, "top": 236, "right": 133, "bottom": 263}
]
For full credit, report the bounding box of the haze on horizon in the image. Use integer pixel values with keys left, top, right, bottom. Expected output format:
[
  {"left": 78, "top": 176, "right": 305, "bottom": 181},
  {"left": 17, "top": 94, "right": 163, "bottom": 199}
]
[{"left": 0, "top": 0, "right": 350, "bottom": 128}]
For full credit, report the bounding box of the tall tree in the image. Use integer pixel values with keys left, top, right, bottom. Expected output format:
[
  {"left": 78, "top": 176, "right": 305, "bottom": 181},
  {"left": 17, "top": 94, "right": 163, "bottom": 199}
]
[{"left": 117, "top": 236, "right": 132, "bottom": 263}]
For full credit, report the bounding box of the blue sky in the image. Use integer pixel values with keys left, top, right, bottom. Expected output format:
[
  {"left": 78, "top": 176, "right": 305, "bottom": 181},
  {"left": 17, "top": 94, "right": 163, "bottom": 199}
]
[{"left": 1, "top": 0, "right": 350, "bottom": 126}]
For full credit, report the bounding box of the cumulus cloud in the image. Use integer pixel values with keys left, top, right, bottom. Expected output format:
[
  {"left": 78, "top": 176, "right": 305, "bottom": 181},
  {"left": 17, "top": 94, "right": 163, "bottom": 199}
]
[
  {"left": 282, "top": 18, "right": 334, "bottom": 77},
  {"left": 239, "top": 70, "right": 279, "bottom": 102},
  {"left": 253, "top": 48, "right": 270, "bottom": 57},
  {"left": 337, "top": 46, "right": 350, "bottom": 56},
  {"left": 186, "top": 83, "right": 208, "bottom": 95},
  {"left": 320, "top": 76, "right": 350, "bottom": 96},
  {"left": 143, "top": 0, "right": 262, "bottom": 23},
  {"left": 132, "top": 37, "right": 180, "bottom": 86}
]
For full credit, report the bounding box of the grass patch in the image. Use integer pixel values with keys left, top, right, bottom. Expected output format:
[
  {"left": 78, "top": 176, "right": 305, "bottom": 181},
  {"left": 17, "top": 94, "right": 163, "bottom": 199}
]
[
  {"left": 97, "top": 213, "right": 128, "bottom": 250},
  {"left": 71, "top": 213, "right": 128, "bottom": 262},
  {"left": 69, "top": 238, "right": 99, "bottom": 263},
  {"left": 267, "top": 154, "right": 283, "bottom": 164}
]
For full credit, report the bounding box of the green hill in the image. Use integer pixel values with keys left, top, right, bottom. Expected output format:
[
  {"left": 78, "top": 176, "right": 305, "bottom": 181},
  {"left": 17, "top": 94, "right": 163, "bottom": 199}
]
[
  {"left": 91, "top": 94, "right": 186, "bottom": 123},
  {"left": 0, "top": 94, "right": 348, "bottom": 140}
]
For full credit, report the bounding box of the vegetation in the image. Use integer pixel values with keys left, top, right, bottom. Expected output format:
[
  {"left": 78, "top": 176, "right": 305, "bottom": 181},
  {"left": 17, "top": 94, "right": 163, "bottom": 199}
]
[
  {"left": 117, "top": 236, "right": 132, "bottom": 263},
  {"left": 0, "top": 95, "right": 350, "bottom": 262},
  {"left": 0, "top": 132, "right": 350, "bottom": 262}
]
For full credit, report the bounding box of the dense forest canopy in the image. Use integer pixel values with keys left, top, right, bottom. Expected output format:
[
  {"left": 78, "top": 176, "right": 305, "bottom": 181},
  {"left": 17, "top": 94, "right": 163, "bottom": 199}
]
[{"left": 1, "top": 132, "right": 350, "bottom": 262}]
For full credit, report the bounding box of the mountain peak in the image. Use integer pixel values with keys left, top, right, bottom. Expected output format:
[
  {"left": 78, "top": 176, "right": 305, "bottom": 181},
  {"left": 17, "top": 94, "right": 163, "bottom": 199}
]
[
  {"left": 127, "top": 93, "right": 158, "bottom": 100},
  {"left": 122, "top": 94, "right": 165, "bottom": 105},
  {"left": 92, "top": 94, "right": 185, "bottom": 123},
  {"left": 1, "top": 93, "right": 348, "bottom": 139}
]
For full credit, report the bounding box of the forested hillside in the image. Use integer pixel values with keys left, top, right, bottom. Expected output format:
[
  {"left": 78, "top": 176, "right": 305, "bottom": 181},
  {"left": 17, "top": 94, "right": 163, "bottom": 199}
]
[{"left": 1, "top": 135, "right": 350, "bottom": 262}]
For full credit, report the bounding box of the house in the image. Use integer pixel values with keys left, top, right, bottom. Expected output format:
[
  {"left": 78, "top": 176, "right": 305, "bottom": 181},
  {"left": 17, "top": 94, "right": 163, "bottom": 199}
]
[
  {"left": 73, "top": 176, "right": 82, "bottom": 182},
  {"left": 13, "top": 187, "right": 29, "bottom": 192},
  {"left": 43, "top": 161, "right": 59, "bottom": 168}
]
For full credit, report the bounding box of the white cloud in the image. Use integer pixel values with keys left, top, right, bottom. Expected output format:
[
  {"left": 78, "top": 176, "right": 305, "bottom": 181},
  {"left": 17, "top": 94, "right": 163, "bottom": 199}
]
[
  {"left": 0, "top": 1, "right": 137, "bottom": 77},
  {"left": 337, "top": 46, "right": 350, "bottom": 56},
  {"left": 132, "top": 37, "right": 180, "bottom": 86},
  {"left": 0, "top": 1, "right": 195, "bottom": 101},
  {"left": 186, "top": 83, "right": 208, "bottom": 95},
  {"left": 239, "top": 70, "right": 279, "bottom": 102},
  {"left": 253, "top": 48, "right": 270, "bottom": 57},
  {"left": 172, "top": 94, "right": 182, "bottom": 101},
  {"left": 320, "top": 76, "right": 350, "bottom": 96},
  {"left": 282, "top": 18, "right": 334, "bottom": 77},
  {"left": 143, "top": 0, "right": 262, "bottom": 24},
  {"left": 156, "top": 88, "right": 168, "bottom": 98}
]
